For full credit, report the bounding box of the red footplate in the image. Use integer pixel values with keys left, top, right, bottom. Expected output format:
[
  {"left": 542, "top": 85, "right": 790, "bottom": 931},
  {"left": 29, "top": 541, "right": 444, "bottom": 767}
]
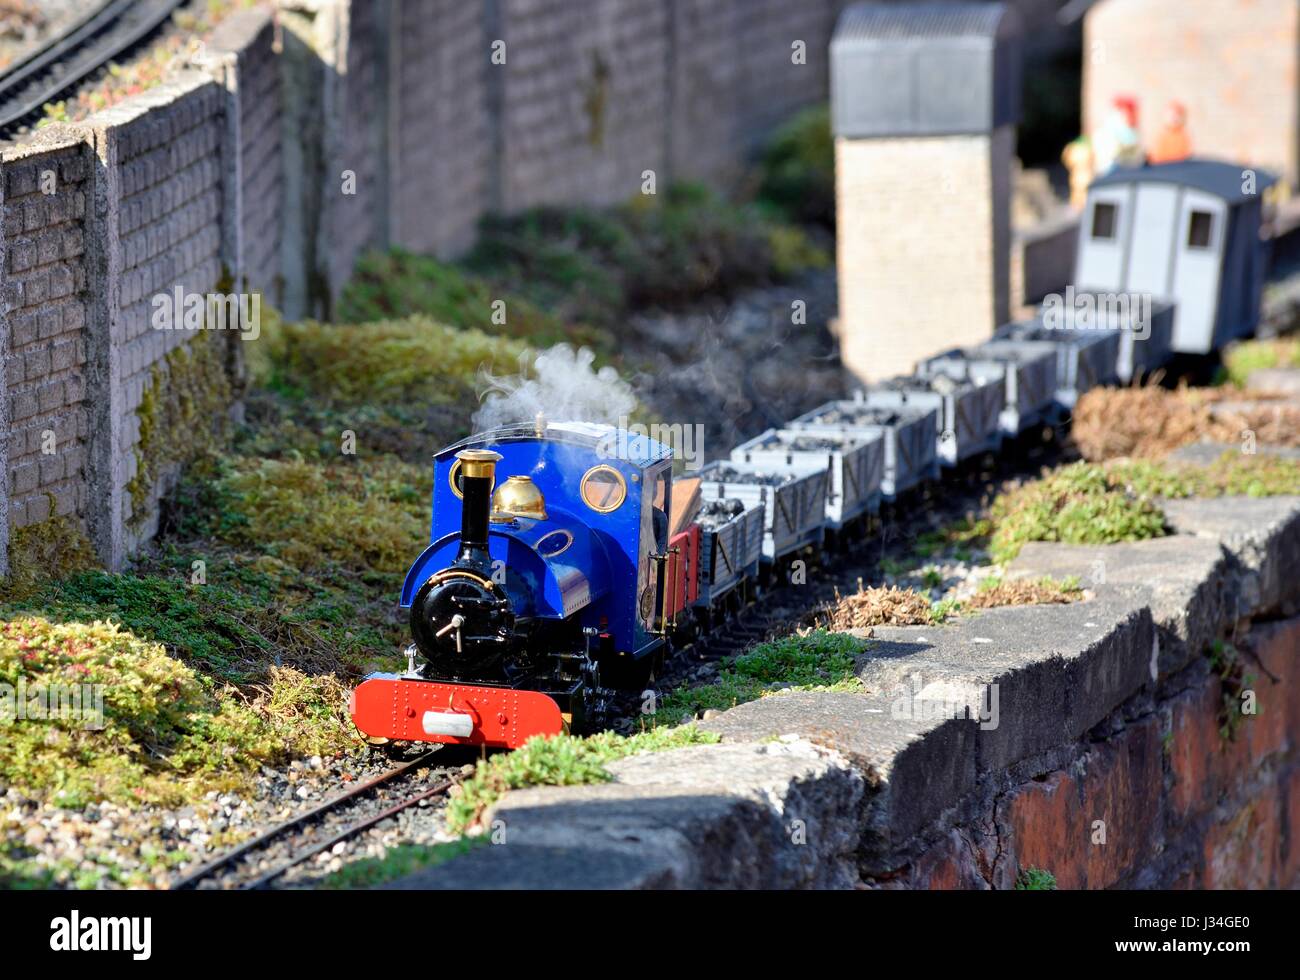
[{"left": 349, "top": 674, "right": 565, "bottom": 749}]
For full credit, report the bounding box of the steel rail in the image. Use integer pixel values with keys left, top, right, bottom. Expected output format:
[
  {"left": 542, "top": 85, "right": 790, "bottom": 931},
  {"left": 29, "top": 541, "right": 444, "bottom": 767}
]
[
  {"left": 243, "top": 777, "right": 456, "bottom": 890},
  {"left": 169, "top": 750, "right": 443, "bottom": 890},
  {"left": 0, "top": 0, "right": 188, "bottom": 134}
]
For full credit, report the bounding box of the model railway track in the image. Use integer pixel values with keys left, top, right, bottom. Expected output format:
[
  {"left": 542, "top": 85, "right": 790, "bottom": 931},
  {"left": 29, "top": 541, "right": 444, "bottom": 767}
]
[
  {"left": 0, "top": 0, "right": 186, "bottom": 136},
  {"left": 169, "top": 751, "right": 457, "bottom": 890}
]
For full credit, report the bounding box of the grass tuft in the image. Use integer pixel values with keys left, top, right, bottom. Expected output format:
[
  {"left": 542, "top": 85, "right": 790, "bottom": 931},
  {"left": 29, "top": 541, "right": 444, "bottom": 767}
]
[
  {"left": 652, "top": 630, "right": 867, "bottom": 728},
  {"left": 1015, "top": 867, "right": 1058, "bottom": 890},
  {"left": 988, "top": 463, "right": 1168, "bottom": 563},
  {"left": 445, "top": 725, "right": 720, "bottom": 835},
  {"left": 317, "top": 838, "right": 488, "bottom": 889},
  {"left": 1221, "top": 338, "right": 1300, "bottom": 388}
]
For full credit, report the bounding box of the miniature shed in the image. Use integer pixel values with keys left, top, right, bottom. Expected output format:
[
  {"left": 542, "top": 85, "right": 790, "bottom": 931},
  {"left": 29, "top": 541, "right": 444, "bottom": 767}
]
[{"left": 1074, "top": 159, "right": 1277, "bottom": 353}]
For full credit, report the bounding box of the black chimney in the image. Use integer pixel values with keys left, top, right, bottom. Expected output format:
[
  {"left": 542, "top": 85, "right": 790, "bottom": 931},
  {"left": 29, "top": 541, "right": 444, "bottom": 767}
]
[{"left": 454, "top": 449, "right": 501, "bottom": 570}]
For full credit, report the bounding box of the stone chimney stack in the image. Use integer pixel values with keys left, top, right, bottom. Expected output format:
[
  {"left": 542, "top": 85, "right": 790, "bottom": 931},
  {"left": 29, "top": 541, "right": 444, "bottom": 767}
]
[{"left": 831, "top": 1, "right": 1023, "bottom": 384}]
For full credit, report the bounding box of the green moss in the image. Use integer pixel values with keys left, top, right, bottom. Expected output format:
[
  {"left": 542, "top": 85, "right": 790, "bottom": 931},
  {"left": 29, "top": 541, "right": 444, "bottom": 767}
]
[
  {"left": 195, "top": 455, "right": 427, "bottom": 580},
  {"left": 988, "top": 463, "right": 1169, "bottom": 563},
  {"left": 2, "top": 514, "right": 98, "bottom": 601},
  {"left": 445, "top": 725, "right": 721, "bottom": 835},
  {"left": 914, "top": 517, "right": 993, "bottom": 559},
  {"left": 0, "top": 616, "right": 358, "bottom": 809},
  {"left": 1015, "top": 867, "right": 1058, "bottom": 890},
  {"left": 127, "top": 329, "right": 234, "bottom": 525},
  {"left": 250, "top": 312, "right": 532, "bottom": 408},
  {"left": 317, "top": 838, "right": 488, "bottom": 889},
  {"left": 1208, "top": 641, "right": 1256, "bottom": 743},
  {"left": 757, "top": 105, "right": 835, "bottom": 227},
  {"left": 335, "top": 253, "right": 593, "bottom": 349},
  {"left": 1221, "top": 338, "right": 1300, "bottom": 388},
  {"left": 3, "top": 557, "right": 400, "bottom": 685},
  {"left": 764, "top": 223, "right": 832, "bottom": 279},
  {"left": 343, "top": 183, "right": 829, "bottom": 337},
  {"left": 987, "top": 454, "right": 1300, "bottom": 563},
  {"left": 1109, "top": 452, "right": 1300, "bottom": 499},
  {"left": 652, "top": 630, "right": 867, "bottom": 727}
]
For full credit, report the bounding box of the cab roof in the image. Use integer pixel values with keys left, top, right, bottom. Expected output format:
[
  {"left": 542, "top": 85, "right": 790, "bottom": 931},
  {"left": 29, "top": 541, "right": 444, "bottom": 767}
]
[{"left": 1090, "top": 159, "right": 1277, "bottom": 206}]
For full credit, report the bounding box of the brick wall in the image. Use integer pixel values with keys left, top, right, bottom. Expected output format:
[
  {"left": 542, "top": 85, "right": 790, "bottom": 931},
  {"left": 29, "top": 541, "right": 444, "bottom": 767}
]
[
  {"left": 97, "top": 76, "right": 227, "bottom": 552},
  {"left": 0, "top": 134, "right": 92, "bottom": 555},
  {"left": 1083, "top": 0, "right": 1300, "bottom": 188},
  {"left": 1, "top": 19, "right": 275, "bottom": 572},
  {"left": 391, "top": 0, "right": 491, "bottom": 256},
  {"left": 496, "top": 0, "right": 672, "bottom": 211},
  {"left": 907, "top": 614, "right": 1300, "bottom": 890},
  {"left": 836, "top": 127, "right": 1014, "bottom": 384},
  {"left": 372, "top": 0, "right": 850, "bottom": 264},
  {"left": 206, "top": 8, "right": 285, "bottom": 303},
  {"left": 328, "top": 0, "right": 387, "bottom": 298}
]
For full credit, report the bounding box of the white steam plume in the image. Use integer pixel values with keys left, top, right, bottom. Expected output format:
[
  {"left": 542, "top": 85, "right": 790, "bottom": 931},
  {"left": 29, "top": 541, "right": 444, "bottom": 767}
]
[{"left": 473, "top": 344, "right": 638, "bottom": 431}]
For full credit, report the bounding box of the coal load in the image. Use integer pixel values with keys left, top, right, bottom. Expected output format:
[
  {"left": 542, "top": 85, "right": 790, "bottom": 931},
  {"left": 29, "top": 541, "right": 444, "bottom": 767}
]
[
  {"left": 706, "top": 465, "right": 796, "bottom": 486},
  {"left": 696, "top": 498, "right": 747, "bottom": 528},
  {"left": 756, "top": 433, "right": 849, "bottom": 453},
  {"left": 878, "top": 374, "right": 965, "bottom": 395},
  {"left": 812, "top": 405, "right": 908, "bottom": 427}
]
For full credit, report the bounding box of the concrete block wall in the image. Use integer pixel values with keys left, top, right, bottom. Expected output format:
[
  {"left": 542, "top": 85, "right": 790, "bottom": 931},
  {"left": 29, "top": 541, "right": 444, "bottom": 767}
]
[
  {"left": 496, "top": 0, "right": 672, "bottom": 211},
  {"left": 1083, "top": 0, "right": 1300, "bottom": 188},
  {"left": 0, "top": 133, "right": 93, "bottom": 563},
  {"left": 375, "top": 0, "right": 850, "bottom": 265},
  {"left": 94, "top": 74, "right": 226, "bottom": 554},
  {"left": 1011, "top": 210, "right": 1080, "bottom": 313},
  {"left": 734, "top": 0, "right": 839, "bottom": 147},
  {"left": 1, "top": 11, "right": 278, "bottom": 572},
  {"left": 391, "top": 0, "right": 491, "bottom": 257},
  {"left": 205, "top": 7, "right": 285, "bottom": 302},
  {"left": 328, "top": 0, "right": 387, "bottom": 297},
  {"left": 836, "top": 126, "right": 1014, "bottom": 384}
]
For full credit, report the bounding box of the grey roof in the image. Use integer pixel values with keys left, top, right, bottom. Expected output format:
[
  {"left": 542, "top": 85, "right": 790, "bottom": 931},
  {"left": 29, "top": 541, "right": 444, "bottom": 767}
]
[
  {"left": 834, "top": 1, "right": 1015, "bottom": 43},
  {"left": 831, "top": 2, "right": 1022, "bottom": 138},
  {"left": 1090, "top": 159, "right": 1278, "bottom": 205}
]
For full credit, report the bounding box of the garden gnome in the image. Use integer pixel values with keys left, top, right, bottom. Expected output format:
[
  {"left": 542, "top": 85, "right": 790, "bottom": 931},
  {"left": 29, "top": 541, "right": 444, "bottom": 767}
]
[
  {"left": 1149, "top": 100, "right": 1192, "bottom": 164},
  {"left": 1093, "top": 95, "right": 1144, "bottom": 173},
  {"left": 1062, "top": 135, "right": 1094, "bottom": 210}
]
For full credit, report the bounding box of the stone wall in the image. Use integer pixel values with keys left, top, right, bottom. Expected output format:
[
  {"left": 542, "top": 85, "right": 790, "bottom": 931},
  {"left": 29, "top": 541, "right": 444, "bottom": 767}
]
[
  {"left": 102, "top": 77, "right": 227, "bottom": 554},
  {"left": 206, "top": 8, "right": 285, "bottom": 303},
  {"left": 328, "top": 0, "right": 849, "bottom": 300},
  {"left": 390, "top": 0, "right": 491, "bottom": 257}
]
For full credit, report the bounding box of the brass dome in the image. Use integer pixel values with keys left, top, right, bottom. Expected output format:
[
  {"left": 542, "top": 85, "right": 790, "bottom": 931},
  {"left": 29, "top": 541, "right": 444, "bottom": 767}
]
[{"left": 491, "top": 475, "right": 547, "bottom": 521}]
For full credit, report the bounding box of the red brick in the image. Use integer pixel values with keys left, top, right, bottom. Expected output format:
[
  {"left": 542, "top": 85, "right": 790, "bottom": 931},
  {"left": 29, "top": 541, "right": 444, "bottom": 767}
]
[
  {"left": 1244, "top": 617, "right": 1300, "bottom": 746},
  {"left": 911, "top": 829, "right": 990, "bottom": 890},
  {"left": 1168, "top": 676, "right": 1251, "bottom": 820},
  {"left": 1282, "top": 768, "right": 1300, "bottom": 888},
  {"left": 1008, "top": 770, "right": 1087, "bottom": 889},
  {"left": 1007, "top": 717, "right": 1163, "bottom": 889},
  {"left": 1203, "top": 784, "right": 1283, "bottom": 889},
  {"left": 1080, "top": 717, "right": 1164, "bottom": 886}
]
